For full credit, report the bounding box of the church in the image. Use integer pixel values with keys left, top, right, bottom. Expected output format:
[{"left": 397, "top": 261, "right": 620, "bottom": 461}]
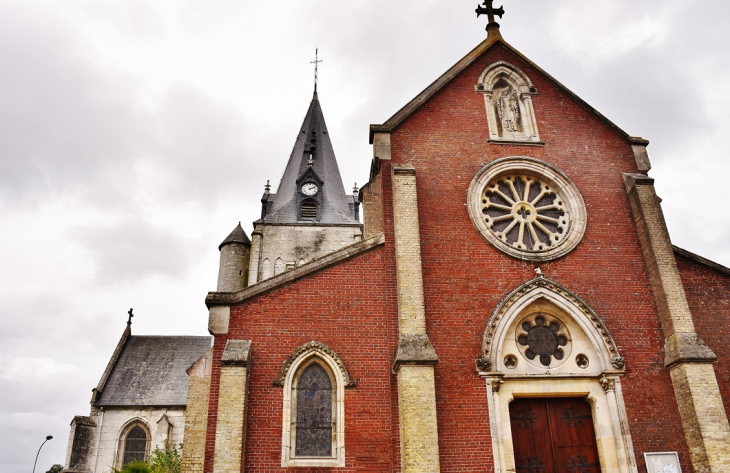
[{"left": 63, "top": 4, "right": 730, "bottom": 473}]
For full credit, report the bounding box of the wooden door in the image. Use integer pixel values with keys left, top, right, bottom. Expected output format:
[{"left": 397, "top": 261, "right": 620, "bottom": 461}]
[{"left": 509, "top": 398, "right": 601, "bottom": 473}]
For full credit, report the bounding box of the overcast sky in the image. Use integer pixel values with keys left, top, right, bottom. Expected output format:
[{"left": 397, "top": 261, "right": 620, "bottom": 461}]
[{"left": 2, "top": 1, "right": 729, "bottom": 471}]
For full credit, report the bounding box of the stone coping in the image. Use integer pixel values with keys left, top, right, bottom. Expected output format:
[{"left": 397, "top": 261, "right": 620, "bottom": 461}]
[
  {"left": 206, "top": 232, "right": 385, "bottom": 307},
  {"left": 673, "top": 245, "right": 730, "bottom": 277}
]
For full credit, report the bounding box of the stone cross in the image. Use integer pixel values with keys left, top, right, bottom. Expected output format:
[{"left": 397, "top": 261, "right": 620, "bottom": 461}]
[
  {"left": 127, "top": 308, "right": 134, "bottom": 326},
  {"left": 475, "top": 0, "right": 505, "bottom": 28},
  {"left": 310, "top": 48, "right": 323, "bottom": 92}
]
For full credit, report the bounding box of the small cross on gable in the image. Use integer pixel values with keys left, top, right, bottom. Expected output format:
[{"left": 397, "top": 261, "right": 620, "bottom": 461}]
[{"left": 475, "top": 0, "right": 505, "bottom": 30}]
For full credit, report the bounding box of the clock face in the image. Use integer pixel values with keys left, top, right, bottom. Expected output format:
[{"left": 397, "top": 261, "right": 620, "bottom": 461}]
[{"left": 301, "top": 183, "right": 319, "bottom": 196}]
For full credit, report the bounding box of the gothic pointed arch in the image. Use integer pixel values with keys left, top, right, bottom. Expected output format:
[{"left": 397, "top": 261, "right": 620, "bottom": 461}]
[
  {"left": 273, "top": 341, "right": 356, "bottom": 388},
  {"left": 115, "top": 418, "right": 151, "bottom": 468},
  {"left": 476, "top": 278, "right": 638, "bottom": 473},
  {"left": 478, "top": 277, "right": 624, "bottom": 374},
  {"left": 476, "top": 60, "right": 541, "bottom": 143},
  {"left": 275, "top": 341, "right": 354, "bottom": 467}
]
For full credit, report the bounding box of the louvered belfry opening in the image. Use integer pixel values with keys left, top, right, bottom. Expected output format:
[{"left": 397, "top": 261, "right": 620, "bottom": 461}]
[
  {"left": 123, "top": 426, "right": 147, "bottom": 465},
  {"left": 301, "top": 199, "right": 317, "bottom": 220}
]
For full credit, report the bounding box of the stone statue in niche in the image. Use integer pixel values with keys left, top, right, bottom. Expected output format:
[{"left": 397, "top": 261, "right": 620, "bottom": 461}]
[{"left": 496, "top": 87, "right": 520, "bottom": 133}]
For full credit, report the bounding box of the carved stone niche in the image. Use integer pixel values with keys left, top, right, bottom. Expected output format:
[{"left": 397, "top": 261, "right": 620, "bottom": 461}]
[{"left": 476, "top": 61, "right": 541, "bottom": 144}]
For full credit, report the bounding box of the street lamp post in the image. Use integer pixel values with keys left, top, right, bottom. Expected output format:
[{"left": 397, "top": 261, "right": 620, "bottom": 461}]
[{"left": 32, "top": 435, "right": 53, "bottom": 473}]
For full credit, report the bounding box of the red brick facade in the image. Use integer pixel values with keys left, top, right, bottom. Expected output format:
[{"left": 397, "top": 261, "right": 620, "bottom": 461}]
[{"left": 200, "top": 38, "right": 727, "bottom": 473}]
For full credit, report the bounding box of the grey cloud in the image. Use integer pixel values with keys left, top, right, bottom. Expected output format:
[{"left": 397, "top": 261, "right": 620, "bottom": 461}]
[
  {"left": 77, "top": 217, "right": 195, "bottom": 284},
  {"left": 0, "top": 5, "right": 149, "bottom": 204}
]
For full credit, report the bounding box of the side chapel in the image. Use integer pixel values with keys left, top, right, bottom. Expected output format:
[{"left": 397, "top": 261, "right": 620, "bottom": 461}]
[{"left": 65, "top": 4, "right": 730, "bottom": 473}]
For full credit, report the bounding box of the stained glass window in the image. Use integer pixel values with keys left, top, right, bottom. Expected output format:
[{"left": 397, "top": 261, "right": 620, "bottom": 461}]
[
  {"left": 295, "top": 363, "right": 333, "bottom": 457},
  {"left": 123, "top": 426, "right": 147, "bottom": 465}
]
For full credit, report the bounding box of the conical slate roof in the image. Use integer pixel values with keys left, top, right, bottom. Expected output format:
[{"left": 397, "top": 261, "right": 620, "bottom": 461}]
[
  {"left": 219, "top": 222, "right": 251, "bottom": 250},
  {"left": 260, "top": 92, "right": 359, "bottom": 224}
]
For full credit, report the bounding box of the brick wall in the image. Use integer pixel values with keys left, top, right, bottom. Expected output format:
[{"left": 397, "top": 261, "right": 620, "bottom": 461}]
[
  {"left": 383, "top": 42, "right": 693, "bottom": 472},
  {"left": 676, "top": 254, "right": 730, "bottom": 419},
  {"left": 204, "top": 245, "right": 400, "bottom": 472}
]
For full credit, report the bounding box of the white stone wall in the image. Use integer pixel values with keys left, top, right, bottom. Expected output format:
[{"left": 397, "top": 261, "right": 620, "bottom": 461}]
[
  {"left": 82, "top": 407, "right": 186, "bottom": 473},
  {"left": 251, "top": 224, "right": 362, "bottom": 284}
]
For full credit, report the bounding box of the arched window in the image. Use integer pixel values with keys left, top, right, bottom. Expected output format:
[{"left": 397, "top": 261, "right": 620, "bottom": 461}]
[
  {"left": 262, "top": 258, "right": 271, "bottom": 279},
  {"left": 277, "top": 341, "right": 354, "bottom": 468},
  {"left": 117, "top": 421, "right": 150, "bottom": 467},
  {"left": 274, "top": 257, "right": 285, "bottom": 275},
  {"left": 301, "top": 199, "right": 317, "bottom": 220},
  {"left": 294, "top": 363, "right": 333, "bottom": 457},
  {"left": 123, "top": 426, "right": 147, "bottom": 465}
]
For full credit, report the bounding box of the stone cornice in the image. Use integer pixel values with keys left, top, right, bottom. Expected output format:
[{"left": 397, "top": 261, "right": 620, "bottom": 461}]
[{"left": 206, "top": 233, "right": 385, "bottom": 307}]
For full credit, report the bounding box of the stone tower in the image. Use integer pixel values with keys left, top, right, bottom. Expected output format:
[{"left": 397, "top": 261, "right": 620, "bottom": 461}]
[
  {"left": 216, "top": 223, "right": 251, "bottom": 292},
  {"left": 246, "top": 91, "right": 362, "bottom": 285}
]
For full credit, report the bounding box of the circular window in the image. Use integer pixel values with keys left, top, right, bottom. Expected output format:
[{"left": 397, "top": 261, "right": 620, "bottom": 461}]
[
  {"left": 467, "top": 157, "right": 586, "bottom": 261},
  {"left": 514, "top": 312, "right": 572, "bottom": 369}
]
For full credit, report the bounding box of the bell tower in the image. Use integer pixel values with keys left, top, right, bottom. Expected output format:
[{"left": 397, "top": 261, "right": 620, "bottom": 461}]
[{"left": 247, "top": 91, "right": 362, "bottom": 285}]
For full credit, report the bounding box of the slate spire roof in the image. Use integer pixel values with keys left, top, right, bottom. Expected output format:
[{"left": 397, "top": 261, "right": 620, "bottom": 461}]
[
  {"left": 219, "top": 222, "right": 251, "bottom": 250},
  {"left": 259, "top": 92, "right": 359, "bottom": 225}
]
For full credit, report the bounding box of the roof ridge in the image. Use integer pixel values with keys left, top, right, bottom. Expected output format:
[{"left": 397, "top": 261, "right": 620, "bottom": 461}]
[{"left": 369, "top": 36, "right": 646, "bottom": 147}]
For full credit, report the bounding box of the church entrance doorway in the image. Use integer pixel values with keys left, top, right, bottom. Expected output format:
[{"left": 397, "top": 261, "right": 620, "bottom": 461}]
[{"left": 509, "top": 397, "right": 601, "bottom": 473}]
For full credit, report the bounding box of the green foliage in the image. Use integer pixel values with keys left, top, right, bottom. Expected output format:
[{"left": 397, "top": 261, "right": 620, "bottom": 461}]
[
  {"left": 112, "top": 443, "right": 182, "bottom": 473},
  {"left": 148, "top": 442, "right": 182, "bottom": 473},
  {"left": 113, "top": 460, "right": 152, "bottom": 473},
  {"left": 46, "top": 465, "right": 64, "bottom": 473}
]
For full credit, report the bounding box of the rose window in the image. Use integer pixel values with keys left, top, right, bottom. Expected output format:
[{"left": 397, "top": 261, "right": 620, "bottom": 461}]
[
  {"left": 516, "top": 314, "right": 571, "bottom": 368},
  {"left": 467, "top": 157, "right": 587, "bottom": 262},
  {"left": 482, "top": 175, "right": 568, "bottom": 252}
]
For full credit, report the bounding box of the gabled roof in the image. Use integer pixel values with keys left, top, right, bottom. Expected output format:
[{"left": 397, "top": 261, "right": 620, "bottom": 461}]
[
  {"left": 93, "top": 334, "right": 212, "bottom": 407},
  {"left": 369, "top": 27, "right": 648, "bottom": 147},
  {"left": 674, "top": 246, "right": 730, "bottom": 277},
  {"left": 260, "top": 92, "right": 359, "bottom": 225}
]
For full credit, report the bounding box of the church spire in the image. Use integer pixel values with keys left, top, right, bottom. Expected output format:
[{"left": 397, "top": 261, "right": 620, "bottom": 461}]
[{"left": 258, "top": 93, "right": 358, "bottom": 225}]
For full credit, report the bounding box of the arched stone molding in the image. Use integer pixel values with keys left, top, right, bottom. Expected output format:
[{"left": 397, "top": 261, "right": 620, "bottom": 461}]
[
  {"left": 476, "top": 61, "right": 541, "bottom": 144},
  {"left": 477, "top": 278, "right": 637, "bottom": 473},
  {"left": 273, "top": 341, "right": 357, "bottom": 388},
  {"left": 276, "top": 341, "right": 354, "bottom": 468},
  {"left": 114, "top": 418, "right": 152, "bottom": 468}
]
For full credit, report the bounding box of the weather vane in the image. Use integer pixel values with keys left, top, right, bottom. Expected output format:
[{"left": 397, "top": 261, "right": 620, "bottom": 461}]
[
  {"left": 310, "top": 48, "right": 323, "bottom": 92},
  {"left": 475, "top": 0, "right": 504, "bottom": 30}
]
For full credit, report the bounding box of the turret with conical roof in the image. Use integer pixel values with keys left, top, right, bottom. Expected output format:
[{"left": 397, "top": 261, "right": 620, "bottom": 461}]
[
  {"left": 248, "top": 92, "right": 363, "bottom": 285},
  {"left": 217, "top": 223, "right": 251, "bottom": 292}
]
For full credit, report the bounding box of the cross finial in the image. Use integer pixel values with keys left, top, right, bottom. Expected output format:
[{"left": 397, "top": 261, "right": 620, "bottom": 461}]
[
  {"left": 310, "top": 48, "right": 323, "bottom": 92},
  {"left": 475, "top": 0, "right": 505, "bottom": 31},
  {"left": 127, "top": 308, "right": 134, "bottom": 326},
  {"left": 264, "top": 180, "right": 271, "bottom": 192}
]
